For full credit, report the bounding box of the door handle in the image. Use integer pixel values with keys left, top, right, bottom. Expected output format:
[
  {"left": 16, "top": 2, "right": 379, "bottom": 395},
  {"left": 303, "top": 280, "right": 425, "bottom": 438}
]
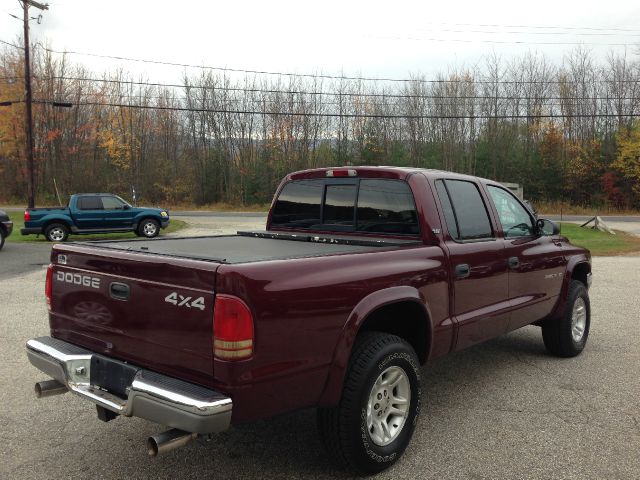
[
  {"left": 109, "top": 282, "right": 130, "bottom": 301},
  {"left": 508, "top": 256, "right": 520, "bottom": 269},
  {"left": 455, "top": 263, "right": 470, "bottom": 279}
]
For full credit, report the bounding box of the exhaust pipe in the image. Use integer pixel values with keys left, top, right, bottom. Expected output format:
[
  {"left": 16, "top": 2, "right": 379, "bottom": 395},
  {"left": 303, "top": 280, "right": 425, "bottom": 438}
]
[
  {"left": 35, "top": 379, "right": 68, "bottom": 398},
  {"left": 147, "top": 429, "right": 198, "bottom": 457}
]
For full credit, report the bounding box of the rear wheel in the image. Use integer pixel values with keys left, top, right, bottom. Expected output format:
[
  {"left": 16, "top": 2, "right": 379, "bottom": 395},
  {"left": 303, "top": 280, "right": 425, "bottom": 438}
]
[
  {"left": 317, "top": 332, "right": 421, "bottom": 474},
  {"left": 542, "top": 280, "right": 590, "bottom": 357},
  {"left": 44, "top": 223, "right": 69, "bottom": 242},
  {"left": 138, "top": 219, "right": 160, "bottom": 238}
]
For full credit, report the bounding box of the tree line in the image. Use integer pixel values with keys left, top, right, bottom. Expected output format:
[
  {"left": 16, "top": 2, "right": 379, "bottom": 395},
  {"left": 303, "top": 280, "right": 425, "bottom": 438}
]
[{"left": 1, "top": 44, "right": 640, "bottom": 208}]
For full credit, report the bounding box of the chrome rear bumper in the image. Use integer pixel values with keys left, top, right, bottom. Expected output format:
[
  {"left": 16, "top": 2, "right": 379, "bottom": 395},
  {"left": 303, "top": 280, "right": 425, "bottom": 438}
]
[{"left": 26, "top": 336, "right": 232, "bottom": 434}]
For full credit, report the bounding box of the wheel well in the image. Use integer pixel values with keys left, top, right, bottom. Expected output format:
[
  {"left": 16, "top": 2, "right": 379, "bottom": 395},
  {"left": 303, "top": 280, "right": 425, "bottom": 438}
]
[
  {"left": 43, "top": 219, "right": 70, "bottom": 232},
  {"left": 572, "top": 262, "right": 591, "bottom": 287},
  {"left": 358, "top": 301, "right": 430, "bottom": 364},
  {"left": 138, "top": 216, "right": 159, "bottom": 226}
]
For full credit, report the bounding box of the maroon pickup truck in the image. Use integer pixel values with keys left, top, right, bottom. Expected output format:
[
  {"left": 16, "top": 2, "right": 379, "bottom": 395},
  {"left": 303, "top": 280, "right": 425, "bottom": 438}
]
[{"left": 26, "top": 167, "right": 592, "bottom": 474}]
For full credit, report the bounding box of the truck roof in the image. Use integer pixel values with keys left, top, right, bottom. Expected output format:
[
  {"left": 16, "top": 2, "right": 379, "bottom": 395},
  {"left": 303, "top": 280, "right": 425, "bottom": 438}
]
[
  {"left": 287, "top": 166, "right": 494, "bottom": 184},
  {"left": 72, "top": 193, "right": 118, "bottom": 196}
]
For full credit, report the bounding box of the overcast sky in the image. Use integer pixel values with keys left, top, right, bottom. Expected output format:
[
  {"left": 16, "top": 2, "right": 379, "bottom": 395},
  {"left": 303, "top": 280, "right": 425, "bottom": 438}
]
[{"left": 2, "top": 0, "right": 640, "bottom": 83}]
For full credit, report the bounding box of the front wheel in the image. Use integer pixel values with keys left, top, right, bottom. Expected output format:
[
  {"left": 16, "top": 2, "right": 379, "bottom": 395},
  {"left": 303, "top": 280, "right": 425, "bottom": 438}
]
[
  {"left": 542, "top": 280, "right": 590, "bottom": 357},
  {"left": 0, "top": 229, "right": 5, "bottom": 250},
  {"left": 44, "top": 223, "right": 69, "bottom": 242},
  {"left": 138, "top": 219, "right": 160, "bottom": 238},
  {"left": 317, "top": 332, "right": 421, "bottom": 474}
]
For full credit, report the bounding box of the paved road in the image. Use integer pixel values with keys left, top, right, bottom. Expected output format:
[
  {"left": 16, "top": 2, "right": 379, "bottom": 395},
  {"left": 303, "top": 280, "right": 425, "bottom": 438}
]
[
  {"left": 1, "top": 241, "right": 638, "bottom": 478},
  {"left": 0, "top": 242, "right": 52, "bottom": 280},
  {"left": 546, "top": 215, "right": 640, "bottom": 222}
]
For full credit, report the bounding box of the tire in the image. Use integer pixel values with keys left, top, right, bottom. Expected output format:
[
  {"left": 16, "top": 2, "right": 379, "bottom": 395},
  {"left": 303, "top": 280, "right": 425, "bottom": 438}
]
[
  {"left": 138, "top": 219, "right": 160, "bottom": 238},
  {"left": 44, "top": 223, "right": 69, "bottom": 242},
  {"left": 542, "top": 280, "right": 590, "bottom": 357},
  {"left": 317, "top": 332, "right": 421, "bottom": 474},
  {"left": 0, "top": 229, "right": 5, "bottom": 250}
]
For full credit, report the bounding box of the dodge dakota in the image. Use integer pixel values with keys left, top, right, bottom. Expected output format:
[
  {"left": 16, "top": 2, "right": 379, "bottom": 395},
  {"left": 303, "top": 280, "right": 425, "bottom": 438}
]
[
  {"left": 26, "top": 167, "right": 592, "bottom": 474},
  {"left": 21, "top": 193, "right": 170, "bottom": 242}
]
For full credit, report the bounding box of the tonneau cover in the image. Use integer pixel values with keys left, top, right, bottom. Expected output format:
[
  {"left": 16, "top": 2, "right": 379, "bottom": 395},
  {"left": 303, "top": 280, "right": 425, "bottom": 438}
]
[{"left": 78, "top": 231, "right": 420, "bottom": 264}]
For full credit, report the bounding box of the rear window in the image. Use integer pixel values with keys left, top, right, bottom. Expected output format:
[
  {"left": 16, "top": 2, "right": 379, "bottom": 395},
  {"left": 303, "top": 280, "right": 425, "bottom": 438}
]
[
  {"left": 271, "top": 178, "right": 419, "bottom": 235},
  {"left": 271, "top": 180, "right": 323, "bottom": 228},
  {"left": 324, "top": 184, "right": 357, "bottom": 228},
  {"left": 356, "top": 180, "right": 418, "bottom": 234}
]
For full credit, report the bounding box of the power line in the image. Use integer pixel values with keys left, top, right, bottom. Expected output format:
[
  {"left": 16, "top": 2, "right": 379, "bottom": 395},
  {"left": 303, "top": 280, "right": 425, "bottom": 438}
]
[
  {"left": 32, "top": 98, "right": 640, "bottom": 119},
  {"left": 374, "top": 33, "right": 638, "bottom": 47},
  {"left": 33, "top": 43, "right": 640, "bottom": 85},
  {"left": 415, "top": 27, "right": 640, "bottom": 37},
  {"left": 41, "top": 91, "right": 640, "bottom": 110},
  {"left": 33, "top": 75, "right": 640, "bottom": 100},
  {"left": 1, "top": 38, "right": 638, "bottom": 85},
  {"left": 0, "top": 38, "right": 24, "bottom": 49},
  {"left": 422, "top": 22, "right": 640, "bottom": 34}
]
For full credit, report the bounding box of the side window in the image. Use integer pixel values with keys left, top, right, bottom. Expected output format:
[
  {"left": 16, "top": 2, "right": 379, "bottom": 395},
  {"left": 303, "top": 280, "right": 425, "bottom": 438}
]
[
  {"left": 77, "top": 196, "right": 103, "bottom": 210},
  {"left": 435, "top": 180, "right": 459, "bottom": 239},
  {"left": 438, "top": 180, "right": 493, "bottom": 241},
  {"left": 101, "top": 196, "right": 126, "bottom": 210},
  {"left": 356, "top": 179, "right": 419, "bottom": 235},
  {"left": 271, "top": 180, "right": 323, "bottom": 228},
  {"left": 487, "top": 186, "right": 534, "bottom": 238}
]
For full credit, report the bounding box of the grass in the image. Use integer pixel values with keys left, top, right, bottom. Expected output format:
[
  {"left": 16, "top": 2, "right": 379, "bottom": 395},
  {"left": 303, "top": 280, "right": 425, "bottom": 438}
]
[
  {"left": 5, "top": 211, "right": 187, "bottom": 243},
  {"left": 559, "top": 222, "right": 640, "bottom": 256},
  {"left": 536, "top": 200, "right": 640, "bottom": 216},
  {"left": 165, "top": 202, "right": 270, "bottom": 212}
]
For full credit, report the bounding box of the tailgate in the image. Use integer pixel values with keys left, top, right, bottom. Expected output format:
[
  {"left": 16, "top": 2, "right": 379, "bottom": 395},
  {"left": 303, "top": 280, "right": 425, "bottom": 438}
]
[{"left": 48, "top": 244, "right": 219, "bottom": 388}]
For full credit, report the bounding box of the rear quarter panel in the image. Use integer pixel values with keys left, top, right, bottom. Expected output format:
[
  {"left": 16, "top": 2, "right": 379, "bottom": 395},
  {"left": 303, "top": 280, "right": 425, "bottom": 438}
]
[
  {"left": 215, "top": 245, "right": 450, "bottom": 422},
  {"left": 25, "top": 209, "right": 72, "bottom": 229}
]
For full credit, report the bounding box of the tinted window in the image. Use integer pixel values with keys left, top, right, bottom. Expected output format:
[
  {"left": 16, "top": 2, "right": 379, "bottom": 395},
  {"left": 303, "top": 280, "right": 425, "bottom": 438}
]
[
  {"left": 272, "top": 178, "right": 419, "bottom": 235},
  {"left": 444, "top": 180, "right": 493, "bottom": 240},
  {"left": 487, "top": 186, "right": 534, "bottom": 238},
  {"left": 324, "top": 184, "right": 356, "bottom": 227},
  {"left": 356, "top": 180, "right": 418, "bottom": 235},
  {"left": 271, "top": 180, "right": 323, "bottom": 228},
  {"left": 77, "top": 196, "right": 103, "bottom": 210},
  {"left": 435, "top": 180, "right": 459, "bottom": 239},
  {"left": 102, "top": 196, "right": 126, "bottom": 210}
]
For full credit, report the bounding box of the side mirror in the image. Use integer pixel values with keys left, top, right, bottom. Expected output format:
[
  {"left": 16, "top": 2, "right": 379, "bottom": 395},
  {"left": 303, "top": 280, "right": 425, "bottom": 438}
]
[
  {"left": 122, "top": 204, "right": 131, "bottom": 210},
  {"left": 536, "top": 218, "right": 560, "bottom": 236}
]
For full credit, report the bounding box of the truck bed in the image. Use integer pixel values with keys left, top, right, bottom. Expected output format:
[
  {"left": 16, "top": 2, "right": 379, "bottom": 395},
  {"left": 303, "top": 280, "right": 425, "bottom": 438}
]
[{"left": 77, "top": 231, "right": 421, "bottom": 264}]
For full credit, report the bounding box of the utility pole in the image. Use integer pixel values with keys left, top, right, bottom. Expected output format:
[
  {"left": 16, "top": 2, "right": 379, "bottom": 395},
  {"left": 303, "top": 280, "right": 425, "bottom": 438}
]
[{"left": 21, "top": 0, "right": 48, "bottom": 209}]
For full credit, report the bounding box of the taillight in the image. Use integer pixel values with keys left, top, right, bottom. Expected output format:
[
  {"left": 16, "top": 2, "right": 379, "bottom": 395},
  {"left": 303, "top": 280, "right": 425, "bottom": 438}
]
[
  {"left": 213, "top": 295, "right": 254, "bottom": 360},
  {"left": 45, "top": 264, "right": 53, "bottom": 310},
  {"left": 24, "top": 210, "right": 31, "bottom": 221}
]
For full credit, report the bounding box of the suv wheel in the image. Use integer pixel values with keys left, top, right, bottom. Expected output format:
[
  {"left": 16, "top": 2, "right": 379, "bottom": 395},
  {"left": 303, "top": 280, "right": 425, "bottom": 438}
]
[
  {"left": 138, "top": 219, "right": 160, "bottom": 238},
  {"left": 0, "top": 228, "right": 5, "bottom": 250},
  {"left": 317, "top": 332, "right": 421, "bottom": 474},
  {"left": 542, "top": 280, "right": 590, "bottom": 357},
  {"left": 45, "top": 223, "right": 69, "bottom": 242}
]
